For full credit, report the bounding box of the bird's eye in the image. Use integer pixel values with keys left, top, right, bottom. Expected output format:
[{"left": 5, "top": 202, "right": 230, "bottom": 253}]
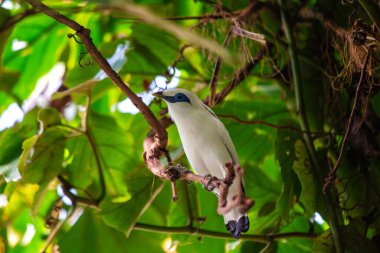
[
  {"left": 173, "top": 93, "right": 190, "bottom": 103},
  {"left": 175, "top": 94, "right": 184, "bottom": 100}
]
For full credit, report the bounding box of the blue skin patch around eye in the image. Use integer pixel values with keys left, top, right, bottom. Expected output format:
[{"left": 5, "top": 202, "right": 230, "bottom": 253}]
[{"left": 162, "top": 93, "right": 191, "bottom": 104}]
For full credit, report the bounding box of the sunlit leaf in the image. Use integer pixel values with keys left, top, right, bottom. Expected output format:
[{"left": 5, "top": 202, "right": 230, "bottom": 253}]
[{"left": 100, "top": 171, "right": 164, "bottom": 237}]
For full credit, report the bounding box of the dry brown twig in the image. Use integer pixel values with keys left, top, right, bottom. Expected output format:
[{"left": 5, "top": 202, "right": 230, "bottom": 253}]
[
  {"left": 208, "top": 1, "right": 266, "bottom": 107},
  {"left": 323, "top": 46, "right": 373, "bottom": 193}
]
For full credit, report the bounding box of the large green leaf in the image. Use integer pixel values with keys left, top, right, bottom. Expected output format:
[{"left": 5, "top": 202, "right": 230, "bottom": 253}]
[
  {"left": 100, "top": 170, "right": 164, "bottom": 237},
  {"left": 278, "top": 216, "right": 313, "bottom": 253},
  {"left": 3, "top": 15, "right": 68, "bottom": 100},
  {"left": 0, "top": 126, "right": 24, "bottom": 166},
  {"left": 0, "top": 109, "right": 39, "bottom": 181},
  {"left": 59, "top": 210, "right": 164, "bottom": 253},
  {"left": 119, "top": 23, "right": 179, "bottom": 90},
  {"left": 89, "top": 112, "right": 141, "bottom": 172}
]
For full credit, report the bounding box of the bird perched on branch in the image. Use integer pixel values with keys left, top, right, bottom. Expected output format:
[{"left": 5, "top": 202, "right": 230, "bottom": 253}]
[{"left": 153, "top": 88, "right": 249, "bottom": 238}]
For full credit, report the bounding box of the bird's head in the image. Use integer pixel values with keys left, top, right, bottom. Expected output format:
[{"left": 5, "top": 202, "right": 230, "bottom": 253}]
[
  {"left": 152, "top": 88, "right": 194, "bottom": 104},
  {"left": 152, "top": 88, "right": 208, "bottom": 118}
]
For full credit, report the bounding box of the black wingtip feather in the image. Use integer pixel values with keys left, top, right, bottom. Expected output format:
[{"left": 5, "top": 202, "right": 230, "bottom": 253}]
[{"left": 226, "top": 216, "right": 250, "bottom": 239}]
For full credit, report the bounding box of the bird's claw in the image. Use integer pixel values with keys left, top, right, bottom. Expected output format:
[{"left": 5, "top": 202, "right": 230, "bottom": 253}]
[{"left": 203, "top": 174, "right": 218, "bottom": 191}]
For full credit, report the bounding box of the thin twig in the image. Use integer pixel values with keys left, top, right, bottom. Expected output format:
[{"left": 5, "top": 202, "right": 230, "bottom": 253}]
[
  {"left": 211, "top": 46, "right": 267, "bottom": 105},
  {"left": 209, "top": 27, "right": 234, "bottom": 107},
  {"left": 40, "top": 207, "right": 78, "bottom": 253},
  {"left": 84, "top": 95, "right": 106, "bottom": 204},
  {"left": 57, "top": 175, "right": 99, "bottom": 208},
  {"left": 232, "top": 26, "right": 266, "bottom": 45},
  {"left": 323, "top": 47, "right": 372, "bottom": 192},
  {"left": 218, "top": 114, "right": 337, "bottom": 136},
  {"left": 133, "top": 223, "right": 317, "bottom": 243},
  {"left": 208, "top": 1, "right": 264, "bottom": 107}
]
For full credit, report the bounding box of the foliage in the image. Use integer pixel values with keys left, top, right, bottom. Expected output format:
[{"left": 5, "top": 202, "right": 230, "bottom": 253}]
[{"left": 1, "top": 0, "right": 380, "bottom": 252}]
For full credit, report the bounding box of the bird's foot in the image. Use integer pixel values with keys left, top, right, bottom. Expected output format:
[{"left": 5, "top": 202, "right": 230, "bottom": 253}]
[
  {"left": 167, "top": 164, "right": 192, "bottom": 181},
  {"left": 203, "top": 174, "right": 218, "bottom": 191},
  {"left": 223, "top": 162, "right": 236, "bottom": 186}
]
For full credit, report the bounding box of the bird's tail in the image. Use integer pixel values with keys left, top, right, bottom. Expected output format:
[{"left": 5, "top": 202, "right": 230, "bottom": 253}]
[{"left": 224, "top": 209, "right": 249, "bottom": 239}]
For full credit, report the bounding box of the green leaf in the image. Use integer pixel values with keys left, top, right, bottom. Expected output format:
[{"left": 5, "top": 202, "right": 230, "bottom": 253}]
[
  {"left": 37, "top": 107, "right": 62, "bottom": 129},
  {"left": 0, "top": 69, "right": 19, "bottom": 94},
  {"left": 89, "top": 112, "right": 141, "bottom": 173},
  {"left": 100, "top": 171, "right": 164, "bottom": 237},
  {"left": 18, "top": 126, "right": 69, "bottom": 184},
  {"left": 0, "top": 7, "right": 12, "bottom": 64},
  {"left": 163, "top": 181, "right": 200, "bottom": 227},
  {"left": 275, "top": 124, "right": 302, "bottom": 219},
  {"left": 312, "top": 230, "right": 334, "bottom": 253},
  {"left": 119, "top": 23, "right": 179, "bottom": 90},
  {"left": 293, "top": 139, "right": 317, "bottom": 217},
  {"left": 3, "top": 15, "right": 68, "bottom": 101},
  {"left": 313, "top": 226, "right": 378, "bottom": 253},
  {"left": 59, "top": 210, "right": 158, "bottom": 253},
  {"left": 65, "top": 135, "right": 96, "bottom": 188},
  {"left": 0, "top": 127, "right": 24, "bottom": 165},
  {"left": 278, "top": 216, "right": 313, "bottom": 253}
]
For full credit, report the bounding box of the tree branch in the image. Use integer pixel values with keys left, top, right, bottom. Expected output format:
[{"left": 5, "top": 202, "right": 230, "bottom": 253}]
[
  {"left": 25, "top": 0, "right": 168, "bottom": 149},
  {"left": 133, "top": 223, "right": 317, "bottom": 243},
  {"left": 211, "top": 46, "right": 267, "bottom": 105}
]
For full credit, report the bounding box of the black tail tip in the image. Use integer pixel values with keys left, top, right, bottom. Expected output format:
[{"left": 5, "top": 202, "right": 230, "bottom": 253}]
[{"left": 225, "top": 216, "right": 250, "bottom": 239}]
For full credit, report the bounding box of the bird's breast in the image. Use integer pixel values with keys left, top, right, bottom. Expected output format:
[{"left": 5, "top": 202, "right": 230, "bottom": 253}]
[{"left": 172, "top": 111, "right": 231, "bottom": 179}]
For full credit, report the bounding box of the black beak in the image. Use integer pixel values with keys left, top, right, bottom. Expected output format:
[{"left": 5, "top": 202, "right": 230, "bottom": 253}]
[{"left": 152, "top": 91, "right": 163, "bottom": 98}]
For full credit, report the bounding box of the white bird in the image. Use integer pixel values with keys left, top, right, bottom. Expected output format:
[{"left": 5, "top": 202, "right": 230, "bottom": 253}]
[{"left": 153, "top": 88, "right": 249, "bottom": 238}]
